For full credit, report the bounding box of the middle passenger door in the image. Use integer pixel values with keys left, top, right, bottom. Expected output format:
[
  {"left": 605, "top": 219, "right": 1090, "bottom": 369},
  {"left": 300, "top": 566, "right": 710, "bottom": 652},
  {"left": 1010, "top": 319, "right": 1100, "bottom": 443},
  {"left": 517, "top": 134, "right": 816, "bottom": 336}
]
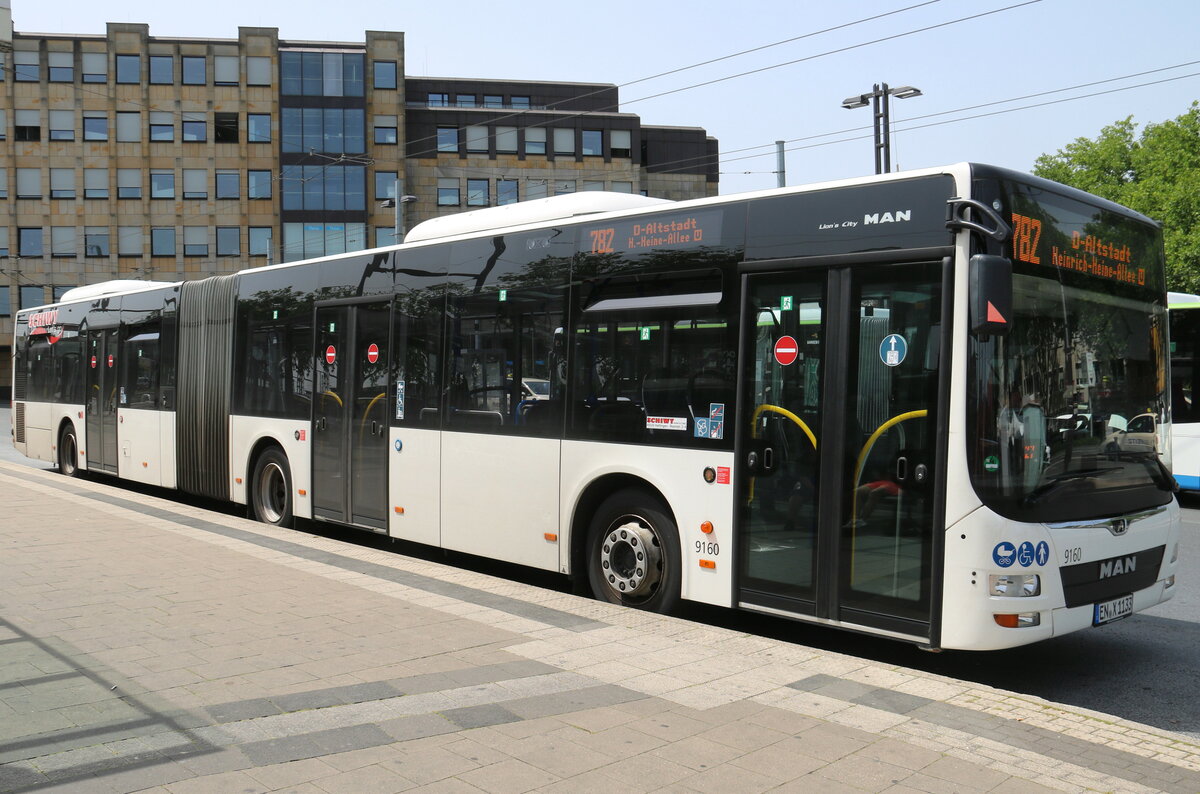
[{"left": 312, "top": 299, "right": 391, "bottom": 530}]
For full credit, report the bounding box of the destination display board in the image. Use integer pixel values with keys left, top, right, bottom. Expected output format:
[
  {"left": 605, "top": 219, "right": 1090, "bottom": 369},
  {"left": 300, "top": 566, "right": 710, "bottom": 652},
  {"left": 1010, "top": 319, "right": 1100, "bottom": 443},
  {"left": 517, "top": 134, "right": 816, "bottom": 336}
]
[
  {"left": 1003, "top": 180, "right": 1164, "bottom": 295},
  {"left": 580, "top": 209, "right": 725, "bottom": 256}
]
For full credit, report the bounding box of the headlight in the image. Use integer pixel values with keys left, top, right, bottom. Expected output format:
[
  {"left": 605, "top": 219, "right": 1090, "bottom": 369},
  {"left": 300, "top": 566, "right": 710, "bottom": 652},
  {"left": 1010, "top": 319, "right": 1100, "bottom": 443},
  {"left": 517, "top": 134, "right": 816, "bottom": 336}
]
[{"left": 989, "top": 574, "right": 1040, "bottom": 597}]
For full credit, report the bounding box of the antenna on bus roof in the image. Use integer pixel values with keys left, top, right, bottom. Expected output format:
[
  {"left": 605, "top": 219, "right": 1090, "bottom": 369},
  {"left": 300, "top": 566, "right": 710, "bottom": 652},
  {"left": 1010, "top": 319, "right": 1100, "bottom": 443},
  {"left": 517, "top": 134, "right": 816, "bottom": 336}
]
[{"left": 404, "top": 192, "right": 672, "bottom": 243}]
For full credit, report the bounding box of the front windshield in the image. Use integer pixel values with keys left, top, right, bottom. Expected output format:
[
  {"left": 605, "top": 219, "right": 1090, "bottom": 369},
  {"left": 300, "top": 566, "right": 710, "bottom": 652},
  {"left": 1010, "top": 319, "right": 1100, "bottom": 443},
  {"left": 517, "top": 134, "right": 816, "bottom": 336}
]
[{"left": 968, "top": 179, "right": 1173, "bottom": 522}]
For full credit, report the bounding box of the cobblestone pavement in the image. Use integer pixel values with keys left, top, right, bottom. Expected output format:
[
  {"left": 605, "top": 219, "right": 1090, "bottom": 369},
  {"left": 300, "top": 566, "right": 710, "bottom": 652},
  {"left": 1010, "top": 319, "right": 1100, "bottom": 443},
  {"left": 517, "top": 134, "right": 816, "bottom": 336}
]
[{"left": 1, "top": 460, "right": 1199, "bottom": 793}]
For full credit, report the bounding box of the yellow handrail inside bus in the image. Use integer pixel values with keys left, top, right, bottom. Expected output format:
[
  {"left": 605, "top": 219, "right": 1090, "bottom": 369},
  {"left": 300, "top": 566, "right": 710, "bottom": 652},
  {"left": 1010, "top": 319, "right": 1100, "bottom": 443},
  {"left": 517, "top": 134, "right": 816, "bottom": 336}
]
[
  {"left": 853, "top": 409, "right": 928, "bottom": 487},
  {"left": 747, "top": 404, "right": 818, "bottom": 503},
  {"left": 849, "top": 409, "right": 928, "bottom": 586},
  {"left": 357, "top": 392, "right": 387, "bottom": 444},
  {"left": 751, "top": 403, "right": 817, "bottom": 449}
]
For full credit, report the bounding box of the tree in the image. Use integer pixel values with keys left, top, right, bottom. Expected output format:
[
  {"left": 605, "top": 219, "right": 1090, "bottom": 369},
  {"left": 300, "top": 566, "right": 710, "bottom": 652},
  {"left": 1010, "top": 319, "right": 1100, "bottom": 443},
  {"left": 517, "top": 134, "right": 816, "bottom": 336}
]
[{"left": 1033, "top": 102, "right": 1200, "bottom": 292}]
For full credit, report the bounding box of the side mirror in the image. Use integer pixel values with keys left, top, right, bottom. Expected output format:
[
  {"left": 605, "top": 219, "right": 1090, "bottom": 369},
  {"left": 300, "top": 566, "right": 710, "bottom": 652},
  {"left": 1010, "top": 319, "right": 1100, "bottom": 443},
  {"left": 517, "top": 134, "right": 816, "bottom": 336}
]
[{"left": 969, "top": 254, "right": 1013, "bottom": 338}]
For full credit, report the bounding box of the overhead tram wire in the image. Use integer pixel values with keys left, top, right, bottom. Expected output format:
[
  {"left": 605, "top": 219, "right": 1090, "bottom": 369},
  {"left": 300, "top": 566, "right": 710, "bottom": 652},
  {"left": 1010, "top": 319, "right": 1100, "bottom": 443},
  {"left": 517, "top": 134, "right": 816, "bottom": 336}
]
[
  {"left": 215, "top": 64, "right": 1200, "bottom": 266},
  {"left": 314, "top": 58, "right": 1200, "bottom": 209},
  {"left": 713, "top": 68, "right": 1200, "bottom": 170},
  {"left": 399, "top": 0, "right": 944, "bottom": 156},
  {"left": 400, "top": 0, "right": 1033, "bottom": 162},
  {"left": 26, "top": 63, "right": 1200, "bottom": 275},
  {"left": 89, "top": 63, "right": 1200, "bottom": 276}
]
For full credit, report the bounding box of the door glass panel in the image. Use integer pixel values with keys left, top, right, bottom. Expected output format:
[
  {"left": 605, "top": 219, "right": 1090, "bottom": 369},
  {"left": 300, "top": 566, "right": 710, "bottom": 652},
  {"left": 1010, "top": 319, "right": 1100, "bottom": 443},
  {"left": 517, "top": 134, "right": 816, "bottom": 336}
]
[
  {"left": 86, "top": 332, "right": 103, "bottom": 469},
  {"left": 313, "top": 306, "right": 348, "bottom": 518},
  {"left": 740, "top": 277, "right": 824, "bottom": 602},
  {"left": 839, "top": 264, "right": 941, "bottom": 621},
  {"left": 350, "top": 302, "right": 390, "bottom": 527},
  {"left": 104, "top": 329, "right": 119, "bottom": 471}
]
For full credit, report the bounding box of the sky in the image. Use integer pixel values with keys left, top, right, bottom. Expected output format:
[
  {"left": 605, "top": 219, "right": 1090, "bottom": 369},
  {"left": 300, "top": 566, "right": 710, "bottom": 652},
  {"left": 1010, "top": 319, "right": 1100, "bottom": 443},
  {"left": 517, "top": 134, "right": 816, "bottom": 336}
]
[{"left": 12, "top": 0, "right": 1200, "bottom": 196}]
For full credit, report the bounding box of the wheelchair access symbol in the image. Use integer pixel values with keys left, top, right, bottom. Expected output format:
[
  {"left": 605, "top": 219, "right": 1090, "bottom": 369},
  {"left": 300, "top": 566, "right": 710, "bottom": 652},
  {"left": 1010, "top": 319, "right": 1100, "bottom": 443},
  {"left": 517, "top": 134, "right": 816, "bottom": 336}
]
[{"left": 880, "top": 334, "right": 907, "bottom": 367}]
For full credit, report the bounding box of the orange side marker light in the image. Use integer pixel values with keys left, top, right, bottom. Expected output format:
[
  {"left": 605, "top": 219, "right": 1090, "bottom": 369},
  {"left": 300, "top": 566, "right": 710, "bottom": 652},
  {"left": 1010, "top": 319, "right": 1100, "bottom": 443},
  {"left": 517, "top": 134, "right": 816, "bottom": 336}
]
[
  {"left": 544, "top": 533, "right": 558, "bottom": 542},
  {"left": 699, "top": 559, "right": 716, "bottom": 569},
  {"left": 700, "top": 521, "right": 714, "bottom": 534}
]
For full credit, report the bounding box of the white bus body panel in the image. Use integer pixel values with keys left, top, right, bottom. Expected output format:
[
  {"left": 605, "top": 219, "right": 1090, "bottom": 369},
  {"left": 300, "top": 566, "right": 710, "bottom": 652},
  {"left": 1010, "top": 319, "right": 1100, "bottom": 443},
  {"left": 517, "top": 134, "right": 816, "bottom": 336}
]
[
  {"left": 940, "top": 503, "right": 1180, "bottom": 651},
  {"left": 228, "top": 414, "right": 314, "bottom": 520},
  {"left": 561, "top": 441, "right": 736, "bottom": 608},
  {"left": 16, "top": 401, "right": 85, "bottom": 468},
  {"left": 1171, "top": 422, "right": 1200, "bottom": 491},
  {"left": 440, "top": 433, "right": 559, "bottom": 571},
  {"left": 117, "top": 408, "right": 162, "bottom": 486},
  {"left": 388, "top": 426, "right": 441, "bottom": 547},
  {"left": 17, "top": 400, "right": 55, "bottom": 464}
]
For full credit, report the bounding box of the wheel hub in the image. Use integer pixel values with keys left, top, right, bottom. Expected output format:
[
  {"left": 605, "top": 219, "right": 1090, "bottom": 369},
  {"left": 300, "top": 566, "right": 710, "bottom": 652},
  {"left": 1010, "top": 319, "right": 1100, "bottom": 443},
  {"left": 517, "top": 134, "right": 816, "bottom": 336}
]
[
  {"left": 257, "top": 462, "right": 287, "bottom": 524},
  {"left": 600, "top": 520, "right": 662, "bottom": 597}
]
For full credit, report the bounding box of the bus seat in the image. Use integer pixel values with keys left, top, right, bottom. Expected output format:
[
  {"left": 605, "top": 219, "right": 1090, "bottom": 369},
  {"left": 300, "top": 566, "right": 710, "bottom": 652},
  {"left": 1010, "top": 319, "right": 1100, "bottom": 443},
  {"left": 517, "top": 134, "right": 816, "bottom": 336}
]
[
  {"left": 588, "top": 401, "right": 645, "bottom": 440},
  {"left": 641, "top": 369, "right": 689, "bottom": 418},
  {"left": 688, "top": 369, "right": 733, "bottom": 421}
]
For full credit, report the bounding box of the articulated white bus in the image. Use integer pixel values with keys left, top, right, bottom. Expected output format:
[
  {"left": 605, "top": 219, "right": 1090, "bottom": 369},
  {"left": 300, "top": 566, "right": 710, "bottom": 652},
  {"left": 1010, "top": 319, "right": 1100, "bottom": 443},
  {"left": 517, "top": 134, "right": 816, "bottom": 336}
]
[
  {"left": 1168, "top": 292, "right": 1200, "bottom": 491},
  {"left": 11, "top": 164, "right": 1180, "bottom": 650}
]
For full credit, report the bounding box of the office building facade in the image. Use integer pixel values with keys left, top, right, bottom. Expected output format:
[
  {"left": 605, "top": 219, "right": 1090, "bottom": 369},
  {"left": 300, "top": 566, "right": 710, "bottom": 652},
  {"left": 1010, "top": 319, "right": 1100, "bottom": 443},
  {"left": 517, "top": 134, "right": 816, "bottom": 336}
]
[{"left": 0, "top": 22, "right": 718, "bottom": 397}]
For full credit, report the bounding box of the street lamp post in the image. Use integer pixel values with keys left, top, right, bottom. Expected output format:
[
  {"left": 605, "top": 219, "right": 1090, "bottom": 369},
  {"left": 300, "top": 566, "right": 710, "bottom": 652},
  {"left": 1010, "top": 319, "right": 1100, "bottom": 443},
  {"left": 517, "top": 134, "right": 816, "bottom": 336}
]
[
  {"left": 382, "top": 179, "right": 418, "bottom": 243},
  {"left": 841, "top": 83, "right": 922, "bottom": 175}
]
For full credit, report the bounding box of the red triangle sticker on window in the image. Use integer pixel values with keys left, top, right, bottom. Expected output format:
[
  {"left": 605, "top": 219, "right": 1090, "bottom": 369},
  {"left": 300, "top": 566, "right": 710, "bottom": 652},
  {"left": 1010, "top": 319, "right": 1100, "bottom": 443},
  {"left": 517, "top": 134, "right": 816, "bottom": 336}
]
[{"left": 987, "top": 301, "right": 1007, "bottom": 324}]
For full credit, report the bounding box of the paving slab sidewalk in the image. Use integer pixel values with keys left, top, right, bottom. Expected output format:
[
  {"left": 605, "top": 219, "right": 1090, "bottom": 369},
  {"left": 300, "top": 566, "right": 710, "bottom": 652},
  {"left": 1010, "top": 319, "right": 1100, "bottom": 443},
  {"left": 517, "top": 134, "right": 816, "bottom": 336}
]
[{"left": 1, "top": 460, "right": 1198, "bottom": 793}]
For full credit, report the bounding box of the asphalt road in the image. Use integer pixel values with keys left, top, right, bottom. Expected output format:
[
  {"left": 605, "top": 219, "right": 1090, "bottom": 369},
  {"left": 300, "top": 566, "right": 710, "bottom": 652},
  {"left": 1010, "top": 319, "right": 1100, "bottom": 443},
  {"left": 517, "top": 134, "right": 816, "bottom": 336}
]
[{"left": 2, "top": 404, "right": 1197, "bottom": 740}]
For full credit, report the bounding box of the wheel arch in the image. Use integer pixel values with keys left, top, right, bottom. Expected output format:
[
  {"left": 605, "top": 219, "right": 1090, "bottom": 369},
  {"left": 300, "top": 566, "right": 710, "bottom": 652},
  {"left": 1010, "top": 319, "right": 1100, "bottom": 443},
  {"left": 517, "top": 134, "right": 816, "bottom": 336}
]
[
  {"left": 57, "top": 416, "right": 77, "bottom": 444},
  {"left": 568, "top": 473, "right": 674, "bottom": 582},
  {"left": 246, "top": 435, "right": 288, "bottom": 483}
]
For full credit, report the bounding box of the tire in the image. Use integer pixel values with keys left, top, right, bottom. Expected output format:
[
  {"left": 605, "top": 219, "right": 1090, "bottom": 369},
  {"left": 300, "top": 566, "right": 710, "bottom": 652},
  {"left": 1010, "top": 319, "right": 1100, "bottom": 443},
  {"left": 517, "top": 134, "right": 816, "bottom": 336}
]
[
  {"left": 586, "top": 489, "right": 681, "bottom": 613},
  {"left": 251, "top": 447, "right": 294, "bottom": 527},
  {"left": 58, "top": 425, "right": 81, "bottom": 478}
]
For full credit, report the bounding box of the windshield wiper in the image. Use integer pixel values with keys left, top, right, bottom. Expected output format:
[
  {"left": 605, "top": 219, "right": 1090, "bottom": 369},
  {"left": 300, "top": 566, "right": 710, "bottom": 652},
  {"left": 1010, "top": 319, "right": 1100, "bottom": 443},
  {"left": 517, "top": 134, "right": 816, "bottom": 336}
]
[
  {"left": 1105, "top": 450, "right": 1181, "bottom": 492},
  {"left": 1022, "top": 467, "right": 1121, "bottom": 507}
]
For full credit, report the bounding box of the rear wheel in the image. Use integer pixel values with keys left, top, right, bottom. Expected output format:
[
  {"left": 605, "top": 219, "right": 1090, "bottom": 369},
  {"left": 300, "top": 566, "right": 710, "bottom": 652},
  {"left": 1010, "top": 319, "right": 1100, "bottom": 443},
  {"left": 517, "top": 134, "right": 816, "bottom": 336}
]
[
  {"left": 58, "top": 425, "right": 80, "bottom": 478},
  {"left": 251, "top": 447, "right": 294, "bottom": 527},
  {"left": 586, "top": 489, "right": 681, "bottom": 613}
]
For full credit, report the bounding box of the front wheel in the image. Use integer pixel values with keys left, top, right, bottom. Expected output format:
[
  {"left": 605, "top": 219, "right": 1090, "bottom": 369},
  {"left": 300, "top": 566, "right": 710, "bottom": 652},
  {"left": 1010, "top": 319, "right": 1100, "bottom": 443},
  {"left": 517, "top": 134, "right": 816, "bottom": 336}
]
[
  {"left": 586, "top": 489, "right": 681, "bottom": 613},
  {"left": 58, "top": 425, "right": 81, "bottom": 477},
  {"left": 251, "top": 447, "right": 294, "bottom": 527}
]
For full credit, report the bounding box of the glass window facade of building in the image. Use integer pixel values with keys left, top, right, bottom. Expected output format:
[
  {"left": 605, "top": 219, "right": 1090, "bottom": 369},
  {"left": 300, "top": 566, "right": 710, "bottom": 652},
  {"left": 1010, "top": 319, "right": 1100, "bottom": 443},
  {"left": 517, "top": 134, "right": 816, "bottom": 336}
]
[
  {"left": 181, "top": 56, "right": 206, "bottom": 85},
  {"left": 48, "top": 52, "right": 73, "bottom": 82},
  {"left": 280, "top": 108, "right": 363, "bottom": 153},
  {"left": 279, "top": 51, "right": 364, "bottom": 97},
  {"left": 81, "top": 52, "right": 107, "bottom": 83},
  {"left": 373, "top": 61, "right": 397, "bottom": 89},
  {"left": 14, "top": 51, "right": 39, "bottom": 81},
  {"left": 49, "top": 110, "right": 74, "bottom": 141},
  {"left": 149, "top": 55, "right": 173, "bottom": 84},
  {"left": 281, "top": 166, "right": 365, "bottom": 211},
  {"left": 115, "top": 54, "right": 140, "bottom": 83},
  {"left": 247, "top": 114, "right": 271, "bottom": 143}
]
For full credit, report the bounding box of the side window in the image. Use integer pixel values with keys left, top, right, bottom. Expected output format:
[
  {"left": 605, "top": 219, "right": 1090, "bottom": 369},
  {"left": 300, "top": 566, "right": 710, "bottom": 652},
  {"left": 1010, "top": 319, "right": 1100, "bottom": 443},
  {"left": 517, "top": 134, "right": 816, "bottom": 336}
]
[
  {"left": 445, "top": 289, "right": 566, "bottom": 436},
  {"left": 570, "top": 271, "right": 736, "bottom": 448},
  {"left": 122, "top": 321, "right": 160, "bottom": 409},
  {"left": 442, "top": 231, "right": 572, "bottom": 436},
  {"left": 391, "top": 298, "right": 442, "bottom": 428},
  {"left": 241, "top": 317, "right": 313, "bottom": 419},
  {"left": 235, "top": 274, "right": 317, "bottom": 420},
  {"left": 55, "top": 328, "right": 85, "bottom": 405},
  {"left": 26, "top": 338, "right": 56, "bottom": 403}
]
